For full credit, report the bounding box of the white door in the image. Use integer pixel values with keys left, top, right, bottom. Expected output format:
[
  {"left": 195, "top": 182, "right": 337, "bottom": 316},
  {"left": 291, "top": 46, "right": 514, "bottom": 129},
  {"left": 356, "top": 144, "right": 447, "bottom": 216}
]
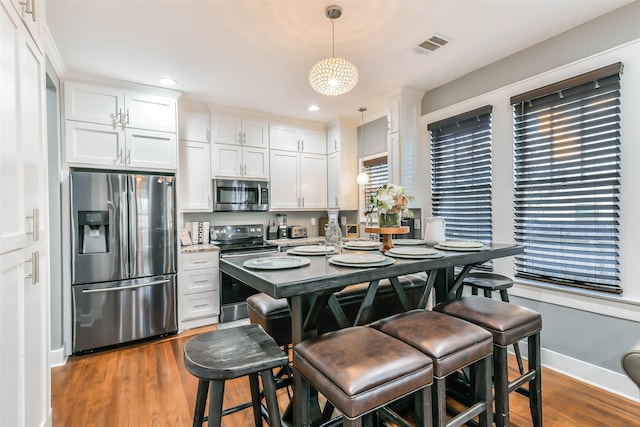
[
  {"left": 269, "top": 150, "right": 300, "bottom": 209},
  {"left": 126, "top": 128, "right": 177, "bottom": 170},
  {"left": 269, "top": 124, "right": 299, "bottom": 151},
  {"left": 212, "top": 115, "right": 242, "bottom": 145},
  {"left": 125, "top": 91, "right": 177, "bottom": 133},
  {"left": 179, "top": 141, "right": 212, "bottom": 211},
  {"left": 64, "top": 81, "right": 123, "bottom": 126},
  {"left": 241, "top": 119, "right": 268, "bottom": 148},
  {"left": 299, "top": 128, "right": 326, "bottom": 154},
  {"left": 179, "top": 105, "right": 210, "bottom": 142},
  {"left": 212, "top": 144, "right": 242, "bottom": 177},
  {"left": 65, "top": 121, "right": 123, "bottom": 167},
  {"left": 243, "top": 147, "right": 269, "bottom": 179},
  {"left": 300, "top": 153, "right": 327, "bottom": 209}
]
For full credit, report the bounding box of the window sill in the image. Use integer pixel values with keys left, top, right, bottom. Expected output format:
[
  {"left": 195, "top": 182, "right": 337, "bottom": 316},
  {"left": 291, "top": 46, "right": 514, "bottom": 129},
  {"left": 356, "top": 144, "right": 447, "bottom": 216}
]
[{"left": 510, "top": 277, "right": 640, "bottom": 322}]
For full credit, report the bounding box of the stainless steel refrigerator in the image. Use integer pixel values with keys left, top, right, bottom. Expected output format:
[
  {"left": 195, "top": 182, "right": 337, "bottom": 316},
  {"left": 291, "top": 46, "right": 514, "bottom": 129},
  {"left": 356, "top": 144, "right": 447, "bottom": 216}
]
[{"left": 70, "top": 170, "right": 177, "bottom": 353}]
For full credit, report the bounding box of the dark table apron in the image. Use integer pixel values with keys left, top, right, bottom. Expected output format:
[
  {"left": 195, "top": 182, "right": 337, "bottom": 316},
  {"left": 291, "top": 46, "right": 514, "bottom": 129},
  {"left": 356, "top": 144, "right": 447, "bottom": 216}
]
[{"left": 219, "top": 243, "right": 524, "bottom": 427}]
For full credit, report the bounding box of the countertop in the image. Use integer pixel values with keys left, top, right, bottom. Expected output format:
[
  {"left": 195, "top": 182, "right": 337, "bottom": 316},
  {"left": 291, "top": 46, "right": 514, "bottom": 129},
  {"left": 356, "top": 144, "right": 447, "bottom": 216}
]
[
  {"left": 265, "top": 237, "right": 370, "bottom": 247},
  {"left": 180, "top": 244, "right": 220, "bottom": 253}
]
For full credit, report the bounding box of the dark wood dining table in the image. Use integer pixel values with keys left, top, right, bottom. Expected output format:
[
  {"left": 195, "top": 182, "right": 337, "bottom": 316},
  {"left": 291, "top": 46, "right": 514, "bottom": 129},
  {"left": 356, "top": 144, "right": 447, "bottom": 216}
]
[{"left": 219, "top": 242, "right": 524, "bottom": 427}]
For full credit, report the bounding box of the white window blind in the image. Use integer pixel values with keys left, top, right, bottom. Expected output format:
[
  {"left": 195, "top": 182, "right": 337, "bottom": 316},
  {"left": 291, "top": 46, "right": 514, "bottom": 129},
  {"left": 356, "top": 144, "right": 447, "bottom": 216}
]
[
  {"left": 428, "top": 106, "right": 493, "bottom": 246},
  {"left": 511, "top": 63, "right": 622, "bottom": 294},
  {"left": 363, "top": 156, "right": 388, "bottom": 213}
]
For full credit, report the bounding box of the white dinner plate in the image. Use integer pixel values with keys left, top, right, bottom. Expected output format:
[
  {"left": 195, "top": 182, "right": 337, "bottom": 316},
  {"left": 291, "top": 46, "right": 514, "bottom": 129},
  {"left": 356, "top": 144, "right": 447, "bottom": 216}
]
[
  {"left": 388, "top": 247, "right": 438, "bottom": 256},
  {"left": 286, "top": 245, "right": 334, "bottom": 255},
  {"left": 331, "top": 253, "right": 386, "bottom": 264},
  {"left": 243, "top": 256, "right": 311, "bottom": 270},
  {"left": 329, "top": 256, "right": 395, "bottom": 268},
  {"left": 386, "top": 251, "right": 445, "bottom": 259},
  {"left": 434, "top": 243, "right": 489, "bottom": 252},
  {"left": 392, "top": 239, "right": 427, "bottom": 245},
  {"left": 343, "top": 241, "right": 382, "bottom": 250},
  {"left": 437, "top": 240, "right": 484, "bottom": 248}
]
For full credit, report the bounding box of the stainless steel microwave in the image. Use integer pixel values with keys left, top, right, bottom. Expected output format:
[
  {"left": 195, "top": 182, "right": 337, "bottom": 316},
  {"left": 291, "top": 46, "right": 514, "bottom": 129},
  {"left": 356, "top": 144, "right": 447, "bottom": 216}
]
[{"left": 213, "top": 179, "right": 269, "bottom": 211}]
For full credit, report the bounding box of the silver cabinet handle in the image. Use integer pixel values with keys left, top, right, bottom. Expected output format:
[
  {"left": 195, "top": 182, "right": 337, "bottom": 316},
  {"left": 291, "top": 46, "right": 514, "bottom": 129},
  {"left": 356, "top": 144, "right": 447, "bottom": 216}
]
[
  {"left": 26, "top": 208, "right": 39, "bottom": 241},
  {"left": 243, "top": 131, "right": 247, "bottom": 144},
  {"left": 25, "top": 251, "right": 39, "bottom": 284},
  {"left": 124, "top": 109, "right": 130, "bottom": 125},
  {"left": 126, "top": 149, "right": 131, "bottom": 165},
  {"left": 82, "top": 279, "right": 170, "bottom": 294},
  {"left": 301, "top": 140, "right": 304, "bottom": 152},
  {"left": 238, "top": 132, "right": 243, "bottom": 144},
  {"left": 19, "top": 0, "right": 36, "bottom": 21}
]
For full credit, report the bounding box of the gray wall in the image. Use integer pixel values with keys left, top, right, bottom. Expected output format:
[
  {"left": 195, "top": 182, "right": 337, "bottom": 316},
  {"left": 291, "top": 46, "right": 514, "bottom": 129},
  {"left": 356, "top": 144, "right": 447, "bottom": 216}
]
[
  {"left": 421, "top": 0, "right": 640, "bottom": 377},
  {"left": 359, "top": 116, "right": 388, "bottom": 158}
]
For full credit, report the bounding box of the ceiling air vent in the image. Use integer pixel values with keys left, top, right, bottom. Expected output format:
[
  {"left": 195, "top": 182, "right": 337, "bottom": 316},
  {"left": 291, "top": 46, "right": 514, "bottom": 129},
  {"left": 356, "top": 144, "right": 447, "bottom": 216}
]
[{"left": 417, "top": 34, "right": 450, "bottom": 53}]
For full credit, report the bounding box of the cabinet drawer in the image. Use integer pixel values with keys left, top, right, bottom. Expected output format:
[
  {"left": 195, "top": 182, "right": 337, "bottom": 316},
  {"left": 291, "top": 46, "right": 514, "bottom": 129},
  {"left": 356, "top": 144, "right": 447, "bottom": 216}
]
[
  {"left": 182, "top": 268, "right": 217, "bottom": 293},
  {"left": 182, "top": 252, "right": 218, "bottom": 270},
  {"left": 182, "top": 291, "right": 219, "bottom": 320}
]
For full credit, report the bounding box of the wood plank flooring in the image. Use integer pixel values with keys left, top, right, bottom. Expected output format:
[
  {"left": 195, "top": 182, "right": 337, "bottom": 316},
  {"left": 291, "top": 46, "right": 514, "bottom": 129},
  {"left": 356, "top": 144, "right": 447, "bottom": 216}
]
[{"left": 51, "top": 325, "right": 640, "bottom": 426}]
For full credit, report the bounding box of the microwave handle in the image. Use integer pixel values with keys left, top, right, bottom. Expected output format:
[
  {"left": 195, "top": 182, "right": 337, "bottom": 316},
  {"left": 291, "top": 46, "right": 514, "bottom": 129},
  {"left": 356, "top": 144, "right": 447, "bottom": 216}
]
[{"left": 258, "top": 183, "right": 262, "bottom": 205}]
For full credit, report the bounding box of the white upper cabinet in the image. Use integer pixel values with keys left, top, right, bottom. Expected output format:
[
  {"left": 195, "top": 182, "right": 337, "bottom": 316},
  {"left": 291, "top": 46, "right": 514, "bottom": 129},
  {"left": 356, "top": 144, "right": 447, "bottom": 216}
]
[
  {"left": 63, "top": 81, "right": 179, "bottom": 171},
  {"left": 179, "top": 102, "right": 210, "bottom": 142},
  {"left": 8, "top": 0, "right": 44, "bottom": 51},
  {"left": 179, "top": 141, "right": 212, "bottom": 212},
  {"left": 326, "top": 126, "right": 339, "bottom": 154},
  {"left": 269, "top": 150, "right": 327, "bottom": 210},
  {"left": 212, "top": 145, "right": 268, "bottom": 179},
  {"left": 212, "top": 114, "right": 267, "bottom": 148},
  {"left": 269, "top": 123, "right": 326, "bottom": 154},
  {"left": 326, "top": 120, "right": 358, "bottom": 210},
  {"left": 64, "top": 82, "right": 177, "bottom": 133}
]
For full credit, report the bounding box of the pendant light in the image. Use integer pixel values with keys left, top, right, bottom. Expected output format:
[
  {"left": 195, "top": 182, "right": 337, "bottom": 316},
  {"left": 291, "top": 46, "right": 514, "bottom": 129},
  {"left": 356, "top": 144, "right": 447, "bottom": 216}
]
[
  {"left": 309, "top": 5, "right": 358, "bottom": 96},
  {"left": 356, "top": 107, "right": 370, "bottom": 185}
]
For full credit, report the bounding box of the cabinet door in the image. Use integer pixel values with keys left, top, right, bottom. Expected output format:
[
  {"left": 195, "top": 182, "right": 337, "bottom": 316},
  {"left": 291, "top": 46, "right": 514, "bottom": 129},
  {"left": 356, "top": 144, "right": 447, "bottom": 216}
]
[
  {"left": 178, "top": 104, "right": 210, "bottom": 142},
  {"left": 243, "top": 147, "right": 269, "bottom": 179},
  {"left": 212, "top": 115, "right": 242, "bottom": 145},
  {"left": 269, "top": 124, "right": 299, "bottom": 151},
  {"left": 299, "top": 128, "right": 326, "bottom": 154},
  {"left": 64, "top": 81, "right": 123, "bottom": 126},
  {"left": 300, "top": 153, "right": 327, "bottom": 209},
  {"left": 212, "top": 143, "right": 242, "bottom": 177},
  {"left": 326, "top": 126, "right": 339, "bottom": 154},
  {"left": 327, "top": 152, "right": 340, "bottom": 209},
  {"left": 125, "top": 91, "right": 177, "bottom": 133},
  {"left": 9, "top": 0, "right": 43, "bottom": 51},
  {"left": 65, "top": 121, "right": 124, "bottom": 167},
  {"left": 126, "top": 128, "right": 177, "bottom": 170},
  {"left": 179, "top": 141, "right": 212, "bottom": 211},
  {"left": 269, "top": 151, "right": 300, "bottom": 209},
  {"left": 242, "top": 119, "right": 268, "bottom": 148}
]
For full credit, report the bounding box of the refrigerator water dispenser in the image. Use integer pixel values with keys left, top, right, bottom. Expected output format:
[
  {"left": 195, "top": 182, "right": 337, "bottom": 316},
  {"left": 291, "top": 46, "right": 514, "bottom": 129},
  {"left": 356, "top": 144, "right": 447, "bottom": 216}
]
[{"left": 78, "top": 210, "right": 109, "bottom": 254}]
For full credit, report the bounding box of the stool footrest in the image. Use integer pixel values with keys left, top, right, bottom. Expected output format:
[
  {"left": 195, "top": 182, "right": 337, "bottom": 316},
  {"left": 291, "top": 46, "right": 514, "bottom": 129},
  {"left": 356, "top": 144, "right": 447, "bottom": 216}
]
[{"left": 508, "top": 369, "right": 536, "bottom": 394}]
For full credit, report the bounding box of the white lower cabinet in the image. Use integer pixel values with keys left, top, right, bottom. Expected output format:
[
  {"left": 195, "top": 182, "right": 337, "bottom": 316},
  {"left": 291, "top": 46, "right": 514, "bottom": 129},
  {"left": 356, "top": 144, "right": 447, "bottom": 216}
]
[{"left": 178, "top": 250, "right": 219, "bottom": 330}]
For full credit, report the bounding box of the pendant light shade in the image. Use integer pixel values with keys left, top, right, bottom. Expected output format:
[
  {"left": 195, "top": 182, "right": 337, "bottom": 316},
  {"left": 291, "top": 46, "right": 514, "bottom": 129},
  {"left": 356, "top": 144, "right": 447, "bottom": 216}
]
[{"left": 309, "top": 5, "right": 358, "bottom": 96}]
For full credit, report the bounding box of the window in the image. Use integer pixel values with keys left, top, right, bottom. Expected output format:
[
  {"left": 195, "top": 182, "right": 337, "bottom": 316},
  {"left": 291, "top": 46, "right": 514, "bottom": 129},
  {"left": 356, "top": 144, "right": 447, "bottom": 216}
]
[
  {"left": 511, "top": 62, "right": 622, "bottom": 294},
  {"left": 428, "top": 106, "right": 493, "bottom": 245},
  {"left": 362, "top": 155, "right": 388, "bottom": 214}
]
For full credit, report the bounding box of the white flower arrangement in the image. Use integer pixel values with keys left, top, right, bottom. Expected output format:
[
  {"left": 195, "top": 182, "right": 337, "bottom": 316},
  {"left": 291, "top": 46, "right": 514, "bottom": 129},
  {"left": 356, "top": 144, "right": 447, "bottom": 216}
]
[{"left": 368, "top": 183, "right": 414, "bottom": 218}]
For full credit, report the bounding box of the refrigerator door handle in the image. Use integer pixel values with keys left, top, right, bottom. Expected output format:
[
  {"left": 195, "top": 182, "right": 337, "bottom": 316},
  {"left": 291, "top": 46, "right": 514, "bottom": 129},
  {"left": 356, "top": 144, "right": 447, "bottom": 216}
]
[
  {"left": 120, "top": 191, "right": 129, "bottom": 275},
  {"left": 127, "top": 188, "right": 137, "bottom": 275},
  {"left": 81, "top": 280, "right": 170, "bottom": 294}
]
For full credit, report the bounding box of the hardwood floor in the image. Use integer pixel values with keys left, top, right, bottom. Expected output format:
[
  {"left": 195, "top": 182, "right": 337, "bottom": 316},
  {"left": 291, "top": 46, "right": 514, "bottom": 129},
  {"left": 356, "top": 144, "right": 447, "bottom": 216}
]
[{"left": 52, "top": 325, "right": 640, "bottom": 427}]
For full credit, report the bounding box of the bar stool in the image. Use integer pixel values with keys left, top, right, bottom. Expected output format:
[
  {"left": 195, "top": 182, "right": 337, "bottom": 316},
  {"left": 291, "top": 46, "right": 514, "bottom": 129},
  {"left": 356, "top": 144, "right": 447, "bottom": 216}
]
[
  {"left": 458, "top": 272, "right": 525, "bottom": 374},
  {"left": 371, "top": 309, "right": 494, "bottom": 427},
  {"left": 434, "top": 296, "right": 542, "bottom": 427},
  {"left": 294, "top": 326, "right": 434, "bottom": 426},
  {"left": 183, "top": 324, "right": 288, "bottom": 427}
]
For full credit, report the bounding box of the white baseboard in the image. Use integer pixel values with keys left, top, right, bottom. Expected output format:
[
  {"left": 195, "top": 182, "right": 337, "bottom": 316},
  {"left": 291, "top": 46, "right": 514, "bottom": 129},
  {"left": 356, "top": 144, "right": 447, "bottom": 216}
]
[
  {"left": 50, "top": 346, "right": 68, "bottom": 368},
  {"left": 517, "top": 342, "right": 640, "bottom": 403}
]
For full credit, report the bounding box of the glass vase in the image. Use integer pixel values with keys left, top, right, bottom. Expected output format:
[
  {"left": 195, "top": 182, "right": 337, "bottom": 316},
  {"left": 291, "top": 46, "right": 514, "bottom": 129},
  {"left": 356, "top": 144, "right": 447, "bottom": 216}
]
[
  {"left": 379, "top": 212, "right": 401, "bottom": 228},
  {"left": 325, "top": 209, "right": 342, "bottom": 255}
]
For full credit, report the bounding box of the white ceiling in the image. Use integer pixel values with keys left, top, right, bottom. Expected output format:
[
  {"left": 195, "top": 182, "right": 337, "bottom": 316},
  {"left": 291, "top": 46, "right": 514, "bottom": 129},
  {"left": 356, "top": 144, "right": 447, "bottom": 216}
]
[{"left": 46, "top": 0, "right": 633, "bottom": 124}]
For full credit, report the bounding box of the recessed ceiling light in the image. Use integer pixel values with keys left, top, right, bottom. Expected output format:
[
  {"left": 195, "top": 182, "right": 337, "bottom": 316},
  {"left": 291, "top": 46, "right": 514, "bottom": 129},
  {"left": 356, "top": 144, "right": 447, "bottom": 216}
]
[
  {"left": 308, "top": 105, "right": 320, "bottom": 112},
  {"left": 159, "top": 78, "right": 177, "bottom": 87}
]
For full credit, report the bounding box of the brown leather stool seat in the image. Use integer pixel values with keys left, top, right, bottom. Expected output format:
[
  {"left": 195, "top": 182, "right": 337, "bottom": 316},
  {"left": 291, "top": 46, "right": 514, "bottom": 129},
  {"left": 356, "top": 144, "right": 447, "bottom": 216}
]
[
  {"left": 372, "top": 309, "right": 494, "bottom": 427},
  {"left": 183, "top": 324, "right": 288, "bottom": 427},
  {"left": 434, "top": 297, "right": 542, "bottom": 427},
  {"left": 459, "top": 272, "right": 525, "bottom": 374},
  {"left": 294, "top": 326, "right": 434, "bottom": 426},
  {"left": 247, "top": 272, "right": 429, "bottom": 346}
]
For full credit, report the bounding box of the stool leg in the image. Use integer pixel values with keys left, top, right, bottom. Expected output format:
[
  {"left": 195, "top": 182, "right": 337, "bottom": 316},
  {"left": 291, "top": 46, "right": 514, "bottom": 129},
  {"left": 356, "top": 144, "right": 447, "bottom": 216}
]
[
  {"left": 414, "top": 386, "right": 433, "bottom": 427},
  {"left": 528, "top": 333, "right": 543, "bottom": 427},
  {"left": 483, "top": 289, "right": 492, "bottom": 298},
  {"left": 207, "top": 380, "right": 225, "bottom": 427},
  {"left": 193, "top": 379, "right": 209, "bottom": 427},
  {"left": 248, "top": 373, "right": 263, "bottom": 427},
  {"left": 498, "top": 291, "right": 525, "bottom": 375},
  {"left": 475, "top": 356, "right": 493, "bottom": 427},
  {"left": 259, "top": 369, "right": 283, "bottom": 427},
  {"left": 432, "top": 378, "right": 447, "bottom": 427},
  {"left": 471, "top": 286, "right": 479, "bottom": 296},
  {"left": 494, "top": 345, "right": 510, "bottom": 427}
]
